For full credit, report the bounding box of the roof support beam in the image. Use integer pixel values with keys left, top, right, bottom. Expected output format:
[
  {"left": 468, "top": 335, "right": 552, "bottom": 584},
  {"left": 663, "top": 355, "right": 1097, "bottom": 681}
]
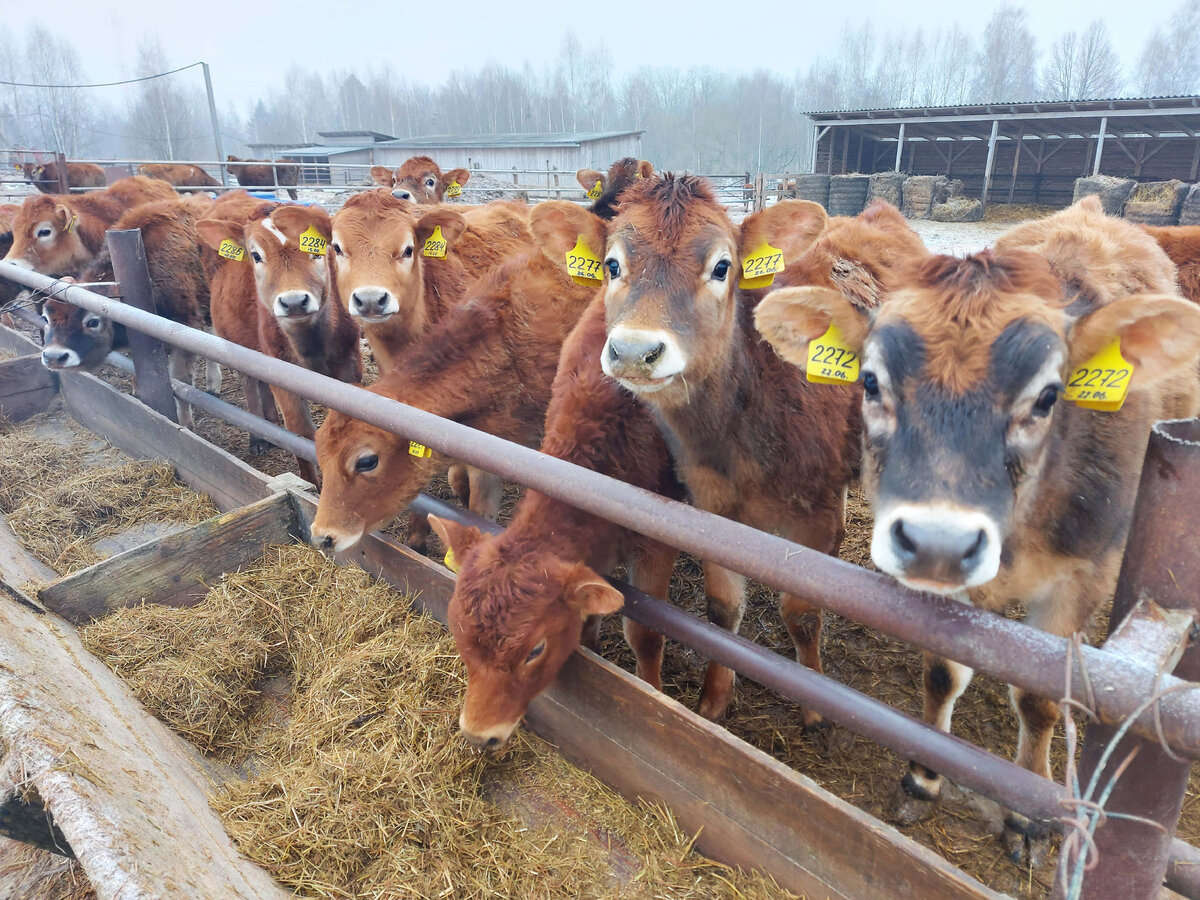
[
  {"left": 981, "top": 119, "right": 1000, "bottom": 209},
  {"left": 1093, "top": 116, "right": 1108, "bottom": 176},
  {"left": 894, "top": 123, "right": 905, "bottom": 172},
  {"left": 818, "top": 105, "right": 1200, "bottom": 127},
  {"left": 1009, "top": 125, "right": 1025, "bottom": 203}
]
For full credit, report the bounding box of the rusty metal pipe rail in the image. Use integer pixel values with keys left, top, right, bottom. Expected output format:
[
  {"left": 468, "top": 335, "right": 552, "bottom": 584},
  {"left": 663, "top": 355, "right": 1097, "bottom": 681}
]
[{"left": 6, "top": 261, "right": 1200, "bottom": 761}]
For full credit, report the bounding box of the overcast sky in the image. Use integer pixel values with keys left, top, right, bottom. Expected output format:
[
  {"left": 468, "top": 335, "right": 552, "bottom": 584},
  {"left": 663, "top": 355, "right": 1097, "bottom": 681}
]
[{"left": 6, "top": 0, "right": 1185, "bottom": 106}]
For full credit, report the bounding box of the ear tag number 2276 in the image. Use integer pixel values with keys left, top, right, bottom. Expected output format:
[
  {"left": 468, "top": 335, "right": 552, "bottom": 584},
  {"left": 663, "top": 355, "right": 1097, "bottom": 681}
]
[
  {"left": 806, "top": 323, "right": 860, "bottom": 385},
  {"left": 739, "top": 240, "right": 785, "bottom": 289},
  {"left": 1064, "top": 338, "right": 1133, "bottom": 412},
  {"left": 566, "top": 236, "right": 603, "bottom": 286},
  {"left": 423, "top": 225, "right": 447, "bottom": 258}
]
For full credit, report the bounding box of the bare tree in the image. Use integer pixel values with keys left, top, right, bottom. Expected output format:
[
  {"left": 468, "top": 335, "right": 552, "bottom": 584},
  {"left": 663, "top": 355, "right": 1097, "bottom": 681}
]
[
  {"left": 126, "top": 37, "right": 206, "bottom": 159},
  {"left": 972, "top": 5, "right": 1039, "bottom": 102},
  {"left": 1134, "top": 0, "right": 1200, "bottom": 95},
  {"left": 23, "top": 24, "right": 91, "bottom": 155},
  {"left": 1042, "top": 21, "right": 1123, "bottom": 99}
]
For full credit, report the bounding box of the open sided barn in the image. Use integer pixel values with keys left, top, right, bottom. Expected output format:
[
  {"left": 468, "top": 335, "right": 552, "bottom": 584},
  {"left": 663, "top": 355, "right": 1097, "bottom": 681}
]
[{"left": 809, "top": 95, "right": 1200, "bottom": 207}]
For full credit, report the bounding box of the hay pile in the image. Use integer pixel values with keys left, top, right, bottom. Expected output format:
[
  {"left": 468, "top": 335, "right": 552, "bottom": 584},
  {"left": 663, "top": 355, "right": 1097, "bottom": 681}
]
[
  {"left": 82, "top": 545, "right": 794, "bottom": 899},
  {"left": 867, "top": 172, "right": 907, "bottom": 209},
  {"left": 1072, "top": 175, "right": 1135, "bottom": 216},
  {"left": 828, "top": 174, "right": 870, "bottom": 216},
  {"left": 1179, "top": 184, "right": 1200, "bottom": 226},
  {"left": 1123, "top": 179, "right": 1189, "bottom": 226},
  {"left": 930, "top": 198, "right": 983, "bottom": 222},
  {"left": 902, "top": 175, "right": 958, "bottom": 219},
  {"left": 983, "top": 203, "right": 1058, "bottom": 224},
  {"left": 0, "top": 412, "right": 216, "bottom": 573},
  {"left": 793, "top": 173, "right": 831, "bottom": 208}
]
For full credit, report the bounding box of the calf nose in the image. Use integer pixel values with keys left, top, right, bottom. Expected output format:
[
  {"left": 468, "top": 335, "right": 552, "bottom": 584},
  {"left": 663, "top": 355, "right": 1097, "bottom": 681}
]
[
  {"left": 275, "top": 291, "right": 315, "bottom": 317},
  {"left": 392, "top": 189, "right": 413, "bottom": 201},
  {"left": 462, "top": 731, "right": 504, "bottom": 753},
  {"left": 315, "top": 534, "right": 334, "bottom": 551},
  {"left": 41, "top": 347, "right": 72, "bottom": 368},
  {"left": 350, "top": 287, "right": 391, "bottom": 318},
  {"left": 890, "top": 517, "right": 988, "bottom": 585},
  {"left": 607, "top": 335, "right": 666, "bottom": 367}
]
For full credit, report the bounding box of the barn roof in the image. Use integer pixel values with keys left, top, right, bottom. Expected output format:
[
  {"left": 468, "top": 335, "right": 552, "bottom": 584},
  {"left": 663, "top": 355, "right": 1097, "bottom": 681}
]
[{"left": 375, "top": 131, "right": 643, "bottom": 149}]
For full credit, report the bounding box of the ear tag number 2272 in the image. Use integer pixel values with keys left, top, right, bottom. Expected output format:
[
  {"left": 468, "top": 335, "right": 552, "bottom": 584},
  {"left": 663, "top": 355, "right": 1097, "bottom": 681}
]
[
  {"left": 739, "top": 241, "right": 785, "bottom": 289},
  {"left": 423, "top": 225, "right": 447, "bottom": 258},
  {"left": 1064, "top": 338, "right": 1133, "bottom": 412},
  {"left": 806, "top": 323, "right": 860, "bottom": 385},
  {"left": 566, "top": 236, "right": 603, "bottom": 286}
]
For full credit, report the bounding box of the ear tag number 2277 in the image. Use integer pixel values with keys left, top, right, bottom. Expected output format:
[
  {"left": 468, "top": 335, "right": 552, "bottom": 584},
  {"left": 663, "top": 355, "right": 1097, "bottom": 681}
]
[
  {"left": 806, "top": 323, "right": 860, "bottom": 385},
  {"left": 1064, "top": 338, "right": 1133, "bottom": 412},
  {"left": 566, "top": 236, "right": 603, "bottom": 286},
  {"left": 423, "top": 225, "right": 447, "bottom": 258},
  {"left": 739, "top": 241, "right": 785, "bottom": 289}
]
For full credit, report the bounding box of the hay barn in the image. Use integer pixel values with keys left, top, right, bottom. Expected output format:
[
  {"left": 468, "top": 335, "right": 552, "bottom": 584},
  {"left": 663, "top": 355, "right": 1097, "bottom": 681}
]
[{"left": 808, "top": 95, "right": 1200, "bottom": 207}]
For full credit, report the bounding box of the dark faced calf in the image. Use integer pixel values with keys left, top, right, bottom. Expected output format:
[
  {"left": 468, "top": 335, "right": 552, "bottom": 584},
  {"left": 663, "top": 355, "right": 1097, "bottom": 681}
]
[
  {"left": 755, "top": 195, "right": 1200, "bottom": 864},
  {"left": 575, "top": 157, "right": 654, "bottom": 220}
]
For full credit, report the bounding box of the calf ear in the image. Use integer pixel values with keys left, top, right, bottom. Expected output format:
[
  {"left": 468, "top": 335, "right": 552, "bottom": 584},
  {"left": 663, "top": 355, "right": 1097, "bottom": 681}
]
[
  {"left": 563, "top": 563, "right": 625, "bottom": 617},
  {"left": 428, "top": 515, "right": 485, "bottom": 562},
  {"left": 576, "top": 168, "right": 604, "bottom": 191},
  {"left": 754, "top": 286, "right": 869, "bottom": 368},
  {"left": 442, "top": 168, "right": 470, "bottom": 189},
  {"left": 195, "top": 218, "right": 243, "bottom": 252},
  {"left": 636, "top": 160, "right": 654, "bottom": 179},
  {"left": 739, "top": 199, "right": 827, "bottom": 266},
  {"left": 1069, "top": 293, "right": 1200, "bottom": 389},
  {"left": 529, "top": 201, "right": 607, "bottom": 271},
  {"left": 370, "top": 166, "right": 395, "bottom": 187},
  {"left": 271, "top": 204, "right": 332, "bottom": 241},
  {"left": 415, "top": 209, "right": 467, "bottom": 251}
]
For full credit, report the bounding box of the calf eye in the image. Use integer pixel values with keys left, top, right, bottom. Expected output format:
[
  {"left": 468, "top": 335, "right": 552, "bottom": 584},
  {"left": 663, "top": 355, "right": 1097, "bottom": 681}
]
[
  {"left": 862, "top": 371, "right": 880, "bottom": 400},
  {"left": 425, "top": 178, "right": 436, "bottom": 188},
  {"left": 354, "top": 453, "right": 379, "bottom": 473},
  {"left": 605, "top": 259, "right": 620, "bottom": 279},
  {"left": 36, "top": 227, "right": 52, "bottom": 238},
  {"left": 332, "top": 243, "right": 343, "bottom": 256},
  {"left": 711, "top": 259, "right": 731, "bottom": 281},
  {"left": 84, "top": 316, "right": 102, "bottom": 329},
  {"left": 1033, "top": 385, "right": 1060, "bottom": 417},
  {"left": 250, "top": 250, "right": 263, "bottom": 264},
  {"left": 402, "top": 246, "right": 413, "bottom": 259},
  {"left": 525, "top": 640, "right": 546, "bottom": 664}
]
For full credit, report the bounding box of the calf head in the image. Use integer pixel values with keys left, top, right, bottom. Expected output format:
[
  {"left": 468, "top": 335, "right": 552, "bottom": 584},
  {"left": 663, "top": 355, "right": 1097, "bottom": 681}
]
[
  {"left": 309, "top": 404, "right": 441, "bottom": 551},
  {"left": 40, "top": 296, "right": 119, "bottom": 371},
  {"left": 531, "top": 175, "right": 826, "bottom": 409},
  {"left": 431, "top": 516, "right": 623, "bottom": 750},
  {"left": 576, "top": 158, "right": 655, "bottom": 219},
  {"left": 3, "top": 195, "right": 91, "bottom": 275},
  {"left": 370, "top": 156, "right": 471, "bottom": 203},
  {"left": 756, "top": 250, "right": 1200, "bottom": 595},
  {"left": 197, "top": 205, "right": 332, "bottom": 324},
  {"left": 331, "top": 191, "right": 465, "bottom": 330}
]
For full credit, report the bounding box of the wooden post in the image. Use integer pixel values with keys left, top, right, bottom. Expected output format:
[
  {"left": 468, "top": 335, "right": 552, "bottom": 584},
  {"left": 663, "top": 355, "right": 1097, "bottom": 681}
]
[
  {"left": 106, "top": 229, "right": 178, "bottom": 423},
  {"left": 855, "top": 134, "right": 864, "bottom": 173},
  {"left": 980, "top": 119, "right": 1000, "bottom": 209},
  {"left": 826, "top": 128, "right": 834, "bottom": 174},
  {"left": 841, "top": 130, "right": 849, "bottom": 173},
  {"left": 893, "top": 123, "right": 905, "bottom": 172},
  {"left": 1093, "top": 116, "right": 1108, "bottom": 176},
  {"left": 754, "top": 172, "right": 766, "bottom": 212},
  {"left": 55, "top": 151, "right": 69, "bottom": 193},
  {"left": 1008, "top": 126, "right": 1024, "bottom": 204},
  {"left": 201, "top": 63, "right": 228, "bottom": 187},
  {"left": 1191, "top": 141, "right": 1200, "bottom": 181}
]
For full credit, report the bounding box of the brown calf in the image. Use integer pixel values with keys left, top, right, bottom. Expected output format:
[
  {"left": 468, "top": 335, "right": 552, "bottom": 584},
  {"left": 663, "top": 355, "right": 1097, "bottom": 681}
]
[
  {"left": 138, "top": 163, "right": 219, "bottom": 190},
  {"left": 3, "top": 176, "right": 178, "bottom": 277},
  {"left": 430, "top": 296, "right": 683, "bottom": 749},
  {"left": 755, "top": 195, "right": 1200, "bottom": 864},
  {"left": 225, "top": 156, "right": 299, "bottom": 200},
  {"left": 19, "top": 160, "right": 106, "bottom": 193},
  {"left": 370, "top": 156, "right": 470, "bottom": 203},
  {"left": 197, "top": 203, "right": 361, "bottom": 483},
  {"left": 310, "top": 242, "right": 598, "bottom": 551},
  {"left": 1142, "top": 224, "right": 1200, "bottom": 304},
  {"left": 575, "top": 157, "right": 654, "bottom": 220},
  {"left": 537, "top": 177, "right": 922, "bottom": 724}
]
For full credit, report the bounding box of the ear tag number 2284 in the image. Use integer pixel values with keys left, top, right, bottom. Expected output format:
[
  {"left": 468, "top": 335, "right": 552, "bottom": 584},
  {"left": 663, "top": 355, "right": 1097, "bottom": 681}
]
[
  {"left": 1064, "top": 338, "right": 1133, "bottom": 411},
  {"left": 299, "top": 225, "right": 327, "bottom": 257},
  {"left": 739, "top": 241, "right": 785, "bottom": 289},
  {"left": 423, "top": 225, "right": 447, "bottom": 258},
  {"left": 566, "top": 236, "right": 603, "bottom": 286},
  {"left": 806, "top": 323, "right": 860, "bottom": 385}
]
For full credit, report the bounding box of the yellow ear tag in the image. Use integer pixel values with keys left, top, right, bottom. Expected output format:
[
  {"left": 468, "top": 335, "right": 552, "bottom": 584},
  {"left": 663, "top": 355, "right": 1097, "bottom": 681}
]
[
  {"left": 587, "top": 179, "right": 603, "bottom": 201},
  {"left": 423, "top": 225, "right": 447, "bottom": 258},
  {"left": 1064, "top": 338, "right": 1133, "bottom": 412},
  {"left": 444, "top": 547, "right": 461, "bottom": 574},
  {"left": 806, "top": 323, "right": 860, "bottom": 385},
  {"left": 445, "top": 181, "right": 462, "bottom": 198},
  {"left": 739, "top": 240, "right": 785, "bottom": 289},
  {"left": 217, "top": 239, "right": 244, "bottom": 261},
  {"left": 566, "top": 236, "right": 604, "bottom": 286},
  {"left": 634, "top": 172, "right": 643, "bottom": 180},
  {"left": 298, "top": 224, "right": 327, "bottom": 256},
  {"left": 63, "top": 215, "right": 77, "bottom": 234},
  {"left": 408, "top": 440, "right": 433, "bottom": 458}
]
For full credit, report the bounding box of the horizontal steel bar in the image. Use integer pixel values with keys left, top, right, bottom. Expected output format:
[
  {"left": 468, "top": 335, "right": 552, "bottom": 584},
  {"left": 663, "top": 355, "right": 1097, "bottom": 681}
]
[{"left": 5, "top": 262, "right": 1200, "bottom": 761}]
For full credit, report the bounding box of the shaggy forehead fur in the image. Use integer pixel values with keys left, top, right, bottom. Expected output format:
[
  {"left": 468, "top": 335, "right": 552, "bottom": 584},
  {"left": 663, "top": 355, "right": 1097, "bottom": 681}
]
[
  {"left": 876, "top": 250, "right": 1067, "bottom": 392},
  {"left": 13, "top": 195, "right": 63, "bottom": 230},
  {"left": 611, "top": 173, "right": 730, "bottom": 251},
  {"left": 333, "top": 191, "right": 414, "bottom": 248},
  {"left": 397, "top": 155, "right": 440, "bottom": 180}
]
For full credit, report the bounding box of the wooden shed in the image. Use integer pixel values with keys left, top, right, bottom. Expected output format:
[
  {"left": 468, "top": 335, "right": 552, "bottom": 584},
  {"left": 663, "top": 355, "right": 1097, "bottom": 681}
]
[{"left": 808, "top": 96, "right": 1200, "bottom": 207}]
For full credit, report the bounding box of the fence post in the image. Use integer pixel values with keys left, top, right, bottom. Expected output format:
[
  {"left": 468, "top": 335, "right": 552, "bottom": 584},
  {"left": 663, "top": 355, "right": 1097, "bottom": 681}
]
[
  {"left": 106, "top": 229, "right": 178, "bottom": 423},
  {"left": 754, "top": 173, "right": 766, "bottom": 212},
  {"left": 55, "top": 151, "right": 69, "bottom": 193},
  {"left": 1052, "top": 419, "right": 1200, "bottom": 899}
]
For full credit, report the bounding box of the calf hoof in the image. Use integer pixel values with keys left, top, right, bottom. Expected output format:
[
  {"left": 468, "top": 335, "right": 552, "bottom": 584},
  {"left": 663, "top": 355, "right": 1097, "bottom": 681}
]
[
  {"left": 890, "top": 771, "right": 940, "bottom": 825},
  {"left": 697, "top": 687, "right": 734, "bottom": 721},
  {"left": 406, "top": 530, "right": 428, "bottom": 555},
  {"left": 1003, "top": 812, "right": 1050, "bottom": 868},
  {"left": 806, "top": 719, "right": 853, "bottom": 753}
]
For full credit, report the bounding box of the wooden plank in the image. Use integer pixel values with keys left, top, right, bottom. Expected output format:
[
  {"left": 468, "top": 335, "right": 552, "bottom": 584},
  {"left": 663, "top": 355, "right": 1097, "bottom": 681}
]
[
  {"left": 0, "top": 580, "right": 287, "bottom": 899},
  {"left": 39, "top": 493, "right": 297, "bottom": 624},
  {"left": 0, "top": 355, "right": 57, "bottom": 423},
  {"left": 0, "top": 324, "right": 42, "bottom": 358},
  {"left": 0, "top": 516, "right": 56, "bottom": 588}
]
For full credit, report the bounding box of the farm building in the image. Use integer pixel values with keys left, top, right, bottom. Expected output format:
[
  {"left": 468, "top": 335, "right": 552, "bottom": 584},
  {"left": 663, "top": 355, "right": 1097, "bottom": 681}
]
[
  {"left": 808, "top": 95, "right": 1200, "bottom": 206},
  {"left": 276, "top": 130, "right": 643, "bottom": 184}
]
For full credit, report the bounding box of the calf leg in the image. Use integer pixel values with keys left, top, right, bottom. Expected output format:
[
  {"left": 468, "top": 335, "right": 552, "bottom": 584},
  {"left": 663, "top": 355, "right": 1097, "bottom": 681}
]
[
  {"left": 447, "top": 464, "right": 470, "bottom": 503},
  {"left": 241, "top": 375, "right": 273, "bottom": 456},
  {"left": 168, "top": 348, "right": 195, "bottom": 429},
  {"left": 697, "top": 562, "right": 746, "bottom": 720},
  {"left": 269, "top": 385, "right": 319, "bottom": 487},
  {"left": 204, "top": 358, "right": 222, "bottom": 394},
  {"left": 406, "top": 509, "right": 431, "bottom": 554},
  {"left": 466, "top": 467, "right": 503, "bottom": 520},
  {"left": 892, "top": 654, "right": 974, "bottom": 824},
  {"left": 623, "top": 541, "right": 677, "bottom": 691}
]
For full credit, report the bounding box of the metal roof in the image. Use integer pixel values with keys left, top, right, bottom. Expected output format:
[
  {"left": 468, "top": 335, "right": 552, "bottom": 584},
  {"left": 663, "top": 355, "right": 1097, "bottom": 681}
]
[
  {"left": 317, "top": 130, "right": 396, "bottom": 142},
  {"left": 806, "top": 95, "right": 1200, "bottom": 118},
  {"left": 375, "top": 131, "right": 643, "bottom": 149},
  {"left": 278, "top": 145, "right": 369, "bottom": 158}
]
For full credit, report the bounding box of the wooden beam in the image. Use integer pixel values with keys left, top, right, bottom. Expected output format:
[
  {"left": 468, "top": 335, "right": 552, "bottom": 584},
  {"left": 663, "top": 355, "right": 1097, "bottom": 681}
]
[
  {"left": 1093, "top": 116, "right": 1108, "bottom": 176},
  {"left": 1008, "top": 125, "right": 1025, "bottom": 203},
  {"left": 981, "top": 119, "right": 1000, "bottom": 208},
  {"left": 0, "top": 355, "right": 57, "bottom": 423},
  {"left": 893, "top": 122, "right": 905, "bottom": 172}
]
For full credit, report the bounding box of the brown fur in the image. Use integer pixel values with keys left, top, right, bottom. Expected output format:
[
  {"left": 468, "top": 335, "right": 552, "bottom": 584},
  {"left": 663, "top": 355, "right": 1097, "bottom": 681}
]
[
  {"left": 21, "top": 161, "right": 106, "bottom": 193},
  {"left": 3, "top": 176, "right": 177, "bottom": 276},
  {"left": 576, "top": 158, "right": 655, "bottom": 220},
  {"left": 370, "top": 156, "right": 470, "bottom": 203},
  {"left": 1142, "top": 224, "right": 1200, "bottom": 305},
  {"left": 138, "top": 163, "right": 219, "bottom": 189},
  {"left": 225, "top": 155, "right": 299, "bottom": 200}
]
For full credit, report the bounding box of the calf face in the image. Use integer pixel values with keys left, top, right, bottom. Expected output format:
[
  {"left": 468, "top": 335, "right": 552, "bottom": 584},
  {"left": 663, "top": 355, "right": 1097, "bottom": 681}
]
[
  {"left": 576, "top": 158, "right": 654, "bottom": 219},
  {"left": 370, "top": 156, "right": 471, "bottom": 204},
  {"left": 40, "top": 296, "right": 121, "bottom": 371},
  {"left": 330, "top": 191, "right": 465, "bottom": 324},
  {"left": 431, "top": 516, "right": 623, "bottom": 749},
  {"left": 756, "top": 250, "right": 1200, "bottom": 594},
  {"left": 3, "top": 195, "right": 90, "bottom": 275}
]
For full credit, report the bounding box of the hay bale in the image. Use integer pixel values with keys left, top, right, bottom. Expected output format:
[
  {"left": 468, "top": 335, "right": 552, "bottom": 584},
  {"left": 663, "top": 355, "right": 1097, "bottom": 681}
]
[
  {"left": 902, "top": 175, "right": 953, "bottom": 219},
  {"left": 793, "top": 174, "right": 830, "bottom": 207},
  {"left": 828, "top": 174, "right": 870, "bottom": 216},
  {"left": 867, "top": 172, "right": 906, "bottom": 209},
  {"left": 1073, "top": 175, "right": 1136, "bottom": 216},
  {"left": 1123, "top": 179, "right": 1190, "bottom": 226},
  {"left": 1180, "top": 184, "right": 1200, "bottom": 226},
  {"left": 930, "top": 198, "right": 984, "bottom": 222}
]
